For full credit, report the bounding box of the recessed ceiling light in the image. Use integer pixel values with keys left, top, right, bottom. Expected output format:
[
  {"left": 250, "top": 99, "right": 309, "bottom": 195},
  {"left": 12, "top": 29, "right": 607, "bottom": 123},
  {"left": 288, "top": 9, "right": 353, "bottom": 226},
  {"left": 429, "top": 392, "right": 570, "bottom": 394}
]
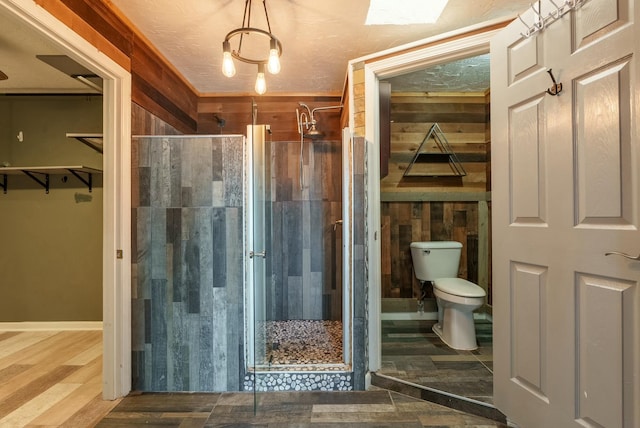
[{"left": 365, "top": 0, "right": 449, "bottom": 25}]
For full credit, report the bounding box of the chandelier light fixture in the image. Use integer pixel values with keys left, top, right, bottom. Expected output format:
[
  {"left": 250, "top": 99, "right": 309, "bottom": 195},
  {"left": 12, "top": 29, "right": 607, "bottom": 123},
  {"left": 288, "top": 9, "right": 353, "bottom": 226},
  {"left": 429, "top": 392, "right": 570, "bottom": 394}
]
[{"left": 221, "top": 0, "right": 282, "bottom": 94}]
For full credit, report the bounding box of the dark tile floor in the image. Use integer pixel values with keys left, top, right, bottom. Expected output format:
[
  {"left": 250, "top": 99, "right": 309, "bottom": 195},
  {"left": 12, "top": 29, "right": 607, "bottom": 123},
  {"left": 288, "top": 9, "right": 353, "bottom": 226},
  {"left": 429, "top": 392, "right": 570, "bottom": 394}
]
[
  {"left": 96, "top": 389, "right": 508, "bottom": 427},
  {"left": 378, "top": 319, "right": 494, "bottom": 404}
]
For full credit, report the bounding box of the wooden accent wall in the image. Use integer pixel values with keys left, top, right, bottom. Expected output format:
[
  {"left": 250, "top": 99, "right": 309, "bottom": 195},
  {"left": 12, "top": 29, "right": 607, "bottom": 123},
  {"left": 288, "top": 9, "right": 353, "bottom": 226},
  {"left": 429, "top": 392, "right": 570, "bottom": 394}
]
[
  {"left": 381, "top": 201, "right": 480, "bottom": 299},
  {"left": 198, "top": 96, "right": 342, "bottom": 140},
  {"left": 38, "top": 0, "right": 199, "bottom": 133},
  {"left": 352, "top": 65, "right": 366, "bottom": 136},
  {"left": 378, "top": 92, "right": 492, "bottom": 303},
  {"left": 382, "top": 92, "right": 489, "bottom": 193}
]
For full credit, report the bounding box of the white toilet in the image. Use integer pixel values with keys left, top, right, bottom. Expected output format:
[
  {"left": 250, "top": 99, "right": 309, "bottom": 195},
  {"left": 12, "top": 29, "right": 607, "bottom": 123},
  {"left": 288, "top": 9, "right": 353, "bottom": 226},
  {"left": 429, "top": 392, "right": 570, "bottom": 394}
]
[{"left": 410, "top": 241, "right": 486, "bottom": 351}]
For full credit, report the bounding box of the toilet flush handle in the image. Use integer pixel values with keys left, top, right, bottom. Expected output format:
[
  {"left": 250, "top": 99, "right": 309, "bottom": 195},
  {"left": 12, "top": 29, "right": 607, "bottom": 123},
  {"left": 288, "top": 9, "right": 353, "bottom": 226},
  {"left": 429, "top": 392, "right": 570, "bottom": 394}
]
[{"left": 605, "top": 251, "right": 640, "bottom": 261}]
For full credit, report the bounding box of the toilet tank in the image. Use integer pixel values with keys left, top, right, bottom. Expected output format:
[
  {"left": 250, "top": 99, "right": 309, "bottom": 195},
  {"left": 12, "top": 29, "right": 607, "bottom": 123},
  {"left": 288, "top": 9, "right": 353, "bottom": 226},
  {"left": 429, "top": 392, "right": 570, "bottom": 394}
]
[{"left": 410, "top": 241, "right": 462, "bottom": 281}]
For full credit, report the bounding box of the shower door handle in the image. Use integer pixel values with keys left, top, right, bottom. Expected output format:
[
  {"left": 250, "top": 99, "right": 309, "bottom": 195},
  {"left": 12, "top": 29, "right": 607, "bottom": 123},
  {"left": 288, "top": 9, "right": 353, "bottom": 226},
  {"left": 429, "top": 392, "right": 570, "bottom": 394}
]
[
  {"left": 605, "top": 251, "right": 640, "bottom": 261},
  {"left": 250, "top": 250, "right": 267, "bottom": 259}
]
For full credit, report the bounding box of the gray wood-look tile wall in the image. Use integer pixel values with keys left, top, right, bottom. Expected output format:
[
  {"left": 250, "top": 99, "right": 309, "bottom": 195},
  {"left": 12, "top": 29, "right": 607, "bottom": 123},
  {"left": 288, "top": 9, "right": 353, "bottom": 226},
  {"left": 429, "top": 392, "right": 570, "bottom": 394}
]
[
  {"left": 132, "top": 134, "right": 245, "bottom": 392},
  {"left": 266, "top": 140, "right": 343, "bottom": 322},
  {"left": 130, "top": 106, "right": 367, "bottom": 392},
  {"left": 352, "top": 136, "right": 367, "bottom": 390}
]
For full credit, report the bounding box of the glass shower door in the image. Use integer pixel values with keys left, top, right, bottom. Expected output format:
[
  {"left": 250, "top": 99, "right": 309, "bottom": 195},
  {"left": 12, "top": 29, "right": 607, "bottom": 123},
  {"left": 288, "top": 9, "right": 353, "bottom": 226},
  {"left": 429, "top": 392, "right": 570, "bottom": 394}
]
[{"left": 248, "top": 123, "right": 272, "bottom": 409}]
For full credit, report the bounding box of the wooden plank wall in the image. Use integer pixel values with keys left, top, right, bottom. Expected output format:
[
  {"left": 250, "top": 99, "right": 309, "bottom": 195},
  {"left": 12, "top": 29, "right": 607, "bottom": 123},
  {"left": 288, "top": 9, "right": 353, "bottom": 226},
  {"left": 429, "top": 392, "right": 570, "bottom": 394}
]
[
  {"left": 197, "top": 96, "right": 343, "bottom": 139},
  {"left": 381, "top": 201, "right": 479, "bottom": 299},
  {"left": 381, "top": 92, "right": 489, "bottom": 193},
  {"left": 381, "top": 92, "right": 492, "bottom": 300}
]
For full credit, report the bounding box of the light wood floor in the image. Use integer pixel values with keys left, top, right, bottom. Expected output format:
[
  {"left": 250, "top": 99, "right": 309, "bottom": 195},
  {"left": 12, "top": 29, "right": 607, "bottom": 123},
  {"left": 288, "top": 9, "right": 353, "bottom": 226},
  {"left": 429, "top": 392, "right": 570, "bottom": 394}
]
[{"left": 0, "top": 330, "right": 120, "bottom": 427}]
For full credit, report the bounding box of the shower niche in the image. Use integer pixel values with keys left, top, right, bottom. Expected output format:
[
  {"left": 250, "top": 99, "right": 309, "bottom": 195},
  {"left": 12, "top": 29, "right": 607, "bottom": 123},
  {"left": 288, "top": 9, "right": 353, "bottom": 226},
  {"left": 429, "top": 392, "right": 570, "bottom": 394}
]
[{"left": 245, "top": 122, "right": 360, "bottom": 392}]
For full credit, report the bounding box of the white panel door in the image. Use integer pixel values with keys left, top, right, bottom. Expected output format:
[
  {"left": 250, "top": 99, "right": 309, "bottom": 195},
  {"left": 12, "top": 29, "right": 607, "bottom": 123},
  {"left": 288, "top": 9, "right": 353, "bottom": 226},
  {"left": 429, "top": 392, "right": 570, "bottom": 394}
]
[{"left": 491, "top": 0, "right": 640, "bottom": 426}]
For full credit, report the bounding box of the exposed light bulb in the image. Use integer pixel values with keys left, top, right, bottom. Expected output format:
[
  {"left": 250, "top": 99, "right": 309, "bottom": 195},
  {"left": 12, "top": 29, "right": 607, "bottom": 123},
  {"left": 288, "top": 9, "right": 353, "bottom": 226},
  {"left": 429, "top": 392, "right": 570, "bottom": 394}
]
[
  {"left": 222, "top": 52, "right": 236, "bottom": 77},
  {"left": 267, "top": 38, "right": 281, "bottom": 74},
  {"left": 255, "top": 64, "right": 267, "bottom": 95},
  {"left": 221, "top": 41, "right": 236, "bottom": 77}
]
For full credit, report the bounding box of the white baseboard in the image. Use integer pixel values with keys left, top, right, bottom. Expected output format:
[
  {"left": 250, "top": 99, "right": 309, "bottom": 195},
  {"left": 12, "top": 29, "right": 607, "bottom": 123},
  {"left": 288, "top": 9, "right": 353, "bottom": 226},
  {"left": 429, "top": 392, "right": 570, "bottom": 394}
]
[{"left": 0, "top": 321, "right": 103, "bottom": 331}]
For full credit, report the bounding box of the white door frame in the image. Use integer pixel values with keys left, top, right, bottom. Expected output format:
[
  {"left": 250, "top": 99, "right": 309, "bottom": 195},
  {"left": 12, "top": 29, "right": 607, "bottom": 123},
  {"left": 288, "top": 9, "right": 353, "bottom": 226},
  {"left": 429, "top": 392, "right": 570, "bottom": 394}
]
[
  {"left": 0, "top": 0, "right": 132, "bottom": 399},
  {"left": 348, "top": 22, "right": 504, "bottom": 378}
]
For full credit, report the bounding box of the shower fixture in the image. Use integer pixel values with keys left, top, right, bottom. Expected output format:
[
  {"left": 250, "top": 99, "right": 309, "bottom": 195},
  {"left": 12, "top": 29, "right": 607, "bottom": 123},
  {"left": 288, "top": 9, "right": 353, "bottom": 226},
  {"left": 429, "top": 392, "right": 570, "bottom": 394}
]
[
  {"left": 296, "top": 102, "right": 343, "bottom": 140},
  {"left": 214, "top": 115, "right": 226, "bottom": 133},
  {"left": 295, "top": 102, "right": 343, "bottom": 189}
]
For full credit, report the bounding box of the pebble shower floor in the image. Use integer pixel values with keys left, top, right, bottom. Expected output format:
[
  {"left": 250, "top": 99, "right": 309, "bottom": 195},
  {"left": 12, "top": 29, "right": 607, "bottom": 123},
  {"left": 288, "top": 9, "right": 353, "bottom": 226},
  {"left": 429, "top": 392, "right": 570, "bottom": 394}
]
[{"left": 258, "top": 320, "right": 343, "bottom": 366}]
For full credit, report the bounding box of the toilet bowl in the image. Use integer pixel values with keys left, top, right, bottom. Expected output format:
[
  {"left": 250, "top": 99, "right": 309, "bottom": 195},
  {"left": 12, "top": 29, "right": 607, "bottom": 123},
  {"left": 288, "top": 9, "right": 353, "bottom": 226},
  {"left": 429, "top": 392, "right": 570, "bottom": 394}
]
[
  {"left": 432, "top": 277, "right": 485, "bottom": 351},
  {"left": 409, "top": 241, "right": 486, "bottom": 351}
]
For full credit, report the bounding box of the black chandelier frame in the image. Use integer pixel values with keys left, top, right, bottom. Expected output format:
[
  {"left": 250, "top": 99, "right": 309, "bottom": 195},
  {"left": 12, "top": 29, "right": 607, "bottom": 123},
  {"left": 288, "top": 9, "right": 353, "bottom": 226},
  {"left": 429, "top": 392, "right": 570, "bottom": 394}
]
[{"left": 222, "top": 0, "right": 283, "bottom": 66}]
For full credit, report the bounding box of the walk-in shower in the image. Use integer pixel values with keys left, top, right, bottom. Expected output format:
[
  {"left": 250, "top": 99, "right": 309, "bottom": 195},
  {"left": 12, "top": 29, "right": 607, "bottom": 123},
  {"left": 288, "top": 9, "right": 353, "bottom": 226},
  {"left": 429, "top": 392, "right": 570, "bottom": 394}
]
[
  {"left": 247, "top": 117, "right": 347, "bottom": 373},
  {"left": 245, "top": 118, "right": 367, "bottom": 395}
]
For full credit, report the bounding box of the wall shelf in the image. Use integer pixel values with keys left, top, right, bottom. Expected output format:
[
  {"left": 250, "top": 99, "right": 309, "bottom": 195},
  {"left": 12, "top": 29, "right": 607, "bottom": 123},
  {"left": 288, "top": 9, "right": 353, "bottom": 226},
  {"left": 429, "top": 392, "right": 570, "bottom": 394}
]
[
  {"left": 66, "top": 133, "right": 103, "bottom": 154},
  {"left": 403, "top": 123, "right": 467, "bottom": 177},
  {"left": 0, "top": 166, "right": 102, "bottom": 194}
]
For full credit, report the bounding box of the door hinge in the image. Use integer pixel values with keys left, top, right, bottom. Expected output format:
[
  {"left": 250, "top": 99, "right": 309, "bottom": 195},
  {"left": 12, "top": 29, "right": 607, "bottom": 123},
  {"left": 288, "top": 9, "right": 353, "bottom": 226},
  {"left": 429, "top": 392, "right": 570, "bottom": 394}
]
[
  {"left": 249, "top": 250, "right": 267, "bottom": 259},
  {"left": 116, "top": 249, "right": 123, "bottom": 259}
]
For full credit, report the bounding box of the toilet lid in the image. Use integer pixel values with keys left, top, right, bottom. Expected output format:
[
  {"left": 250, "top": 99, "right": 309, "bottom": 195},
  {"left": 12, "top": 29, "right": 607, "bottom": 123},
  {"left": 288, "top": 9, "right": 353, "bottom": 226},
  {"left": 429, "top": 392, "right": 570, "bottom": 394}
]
[{"left": 433, "top": 278, "right": 486, "bottom": 297}]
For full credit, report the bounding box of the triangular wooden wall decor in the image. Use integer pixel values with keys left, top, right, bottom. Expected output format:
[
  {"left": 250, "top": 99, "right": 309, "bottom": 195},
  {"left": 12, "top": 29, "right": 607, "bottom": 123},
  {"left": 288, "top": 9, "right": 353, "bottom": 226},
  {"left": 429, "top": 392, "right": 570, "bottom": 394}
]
[{"left": 403, "top": 123, "right": 467, "bottom": 177}]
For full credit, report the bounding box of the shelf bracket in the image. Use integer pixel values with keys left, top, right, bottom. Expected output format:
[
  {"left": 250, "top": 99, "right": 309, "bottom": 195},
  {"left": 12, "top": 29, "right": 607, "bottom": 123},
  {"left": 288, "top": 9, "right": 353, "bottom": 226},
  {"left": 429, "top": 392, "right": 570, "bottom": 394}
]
[
  {"left": 22, "top": 170, "right": 50, "bottom": 194},
  {"left": 0, "top": 174, "right": 6, "bottom": 194},
  {"left": 67, "top": 169, "right": 93, "bottom": 192}
]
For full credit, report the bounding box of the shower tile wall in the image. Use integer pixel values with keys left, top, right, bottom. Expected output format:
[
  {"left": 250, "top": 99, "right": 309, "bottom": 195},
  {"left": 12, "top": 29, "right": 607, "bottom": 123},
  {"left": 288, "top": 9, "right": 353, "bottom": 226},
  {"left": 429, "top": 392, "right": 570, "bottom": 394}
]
[
  {"left": 131, "top": 135, "right": 244, "bottom": 392},
  {"left": 267, "top": 140, "right": 343, "bottom": 321},
  {"left": 352, "top": 136, "right": 367, "bottom": 390}
]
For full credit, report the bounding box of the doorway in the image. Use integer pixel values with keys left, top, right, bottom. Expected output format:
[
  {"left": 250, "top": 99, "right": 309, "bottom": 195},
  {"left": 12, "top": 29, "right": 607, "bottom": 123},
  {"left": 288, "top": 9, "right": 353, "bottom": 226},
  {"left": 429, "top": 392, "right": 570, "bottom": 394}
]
[
  {"left": 355, "top": 25, "right": 503, "bottom": 404},
  {"left": 0, "top": 0, "right": 132, "bottom": 399},
  {"left": 377, "top": 53, "right": 493, "bottom": 403}
]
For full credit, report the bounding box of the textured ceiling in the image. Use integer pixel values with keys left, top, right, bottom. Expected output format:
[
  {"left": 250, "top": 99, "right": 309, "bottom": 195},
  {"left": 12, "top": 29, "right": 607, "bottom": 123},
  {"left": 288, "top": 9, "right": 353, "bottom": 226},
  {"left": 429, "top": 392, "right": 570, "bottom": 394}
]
[
  {"left": 109, "top": 0, "right": 531, "bottom": 95},
  {"left": 0, "top": 0, "right": 533, "bottom": 95},
  {"left": 385, "top": 54, "right": 491, "bottom": 93}
]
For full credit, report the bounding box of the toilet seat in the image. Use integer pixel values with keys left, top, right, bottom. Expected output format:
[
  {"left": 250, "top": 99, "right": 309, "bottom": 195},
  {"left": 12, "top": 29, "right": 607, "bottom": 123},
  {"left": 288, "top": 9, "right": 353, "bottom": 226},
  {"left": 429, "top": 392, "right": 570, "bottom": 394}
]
[{"left": 433, "top": 277, "right": 486, "bottom": 298}]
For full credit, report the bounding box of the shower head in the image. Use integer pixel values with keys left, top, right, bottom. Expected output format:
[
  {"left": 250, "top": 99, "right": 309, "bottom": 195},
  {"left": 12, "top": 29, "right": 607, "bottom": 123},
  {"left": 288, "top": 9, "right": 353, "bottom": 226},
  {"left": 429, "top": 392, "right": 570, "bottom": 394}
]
[{"left": 304, "top": 124, "right": 324, "bottom": 139}]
